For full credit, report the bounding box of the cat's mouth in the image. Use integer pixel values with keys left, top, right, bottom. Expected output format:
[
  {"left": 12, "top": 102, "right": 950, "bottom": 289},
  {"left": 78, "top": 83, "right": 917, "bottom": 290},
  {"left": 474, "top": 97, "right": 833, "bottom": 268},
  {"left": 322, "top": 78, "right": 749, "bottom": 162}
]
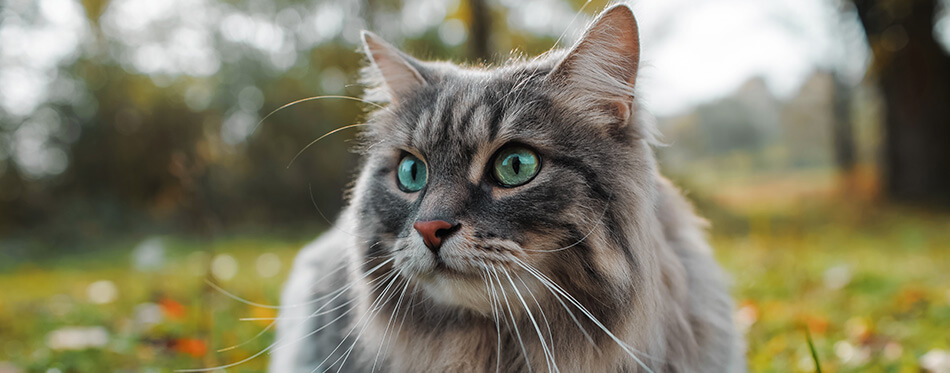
[
  {"left": 431, "top": 255, "right": 466, "bottom": 276},
  {"left": 411, "top": 250, "right": 482, "bottom": 280},
  {"left": 423, "top": 248, "right": 520, "bottom": 278},
  {"left": 395, "top": 226, "right": 515, "bottom": 271}
]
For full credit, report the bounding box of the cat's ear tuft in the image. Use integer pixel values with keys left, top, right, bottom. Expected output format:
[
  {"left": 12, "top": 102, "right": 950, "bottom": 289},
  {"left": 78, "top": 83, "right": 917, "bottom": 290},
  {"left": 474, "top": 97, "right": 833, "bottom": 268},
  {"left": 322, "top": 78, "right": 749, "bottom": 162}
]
[
  {"left": 549, "top": 5, "right": 640, "bottom": 124},
  {"left": 360, "top": 31, "right": 427, "bottom": 103}
]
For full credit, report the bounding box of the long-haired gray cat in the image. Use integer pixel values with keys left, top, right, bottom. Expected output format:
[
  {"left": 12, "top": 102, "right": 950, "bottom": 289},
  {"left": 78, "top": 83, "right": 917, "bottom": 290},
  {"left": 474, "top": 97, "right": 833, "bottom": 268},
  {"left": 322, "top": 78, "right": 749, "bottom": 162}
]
[{"left": 269, "top": 4, "right": 744, "bottom": 372}]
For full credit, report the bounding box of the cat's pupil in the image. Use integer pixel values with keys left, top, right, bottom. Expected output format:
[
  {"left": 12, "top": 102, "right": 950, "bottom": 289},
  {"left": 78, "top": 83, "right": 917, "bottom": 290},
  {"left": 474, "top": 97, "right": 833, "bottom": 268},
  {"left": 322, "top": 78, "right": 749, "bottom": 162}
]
[
  {"left": 410, "top": 163, "right": 418, "bottom": 180},
  {"left": 512, "top": 156, "right": 521, "bottom": 174}
]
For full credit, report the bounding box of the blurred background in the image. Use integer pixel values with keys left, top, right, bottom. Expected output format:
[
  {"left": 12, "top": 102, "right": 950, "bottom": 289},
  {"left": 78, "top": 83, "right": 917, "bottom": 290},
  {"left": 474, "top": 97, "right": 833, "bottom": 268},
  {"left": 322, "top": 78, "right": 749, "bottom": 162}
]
[{"left": 1, "top": 0, "right": 949, "bottom": 371}]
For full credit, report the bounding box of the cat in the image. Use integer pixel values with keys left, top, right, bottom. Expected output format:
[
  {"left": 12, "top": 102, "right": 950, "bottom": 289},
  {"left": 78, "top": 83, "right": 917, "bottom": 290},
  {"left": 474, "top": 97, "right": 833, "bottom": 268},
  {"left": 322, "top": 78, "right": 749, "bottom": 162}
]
[{"left": 269, "top": 4, "right": 744, "bottom": 372}]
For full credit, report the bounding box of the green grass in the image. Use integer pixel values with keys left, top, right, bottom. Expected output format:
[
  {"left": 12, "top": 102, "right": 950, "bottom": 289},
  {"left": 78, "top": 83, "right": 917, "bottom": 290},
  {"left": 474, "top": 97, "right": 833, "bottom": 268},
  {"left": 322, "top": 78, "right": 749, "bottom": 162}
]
[
  {"left": 0, "top": 236, "right": 309, "bottom": 372},
  {"left": 716, "top": 202, "right": 950, "bottom": 372},
  {"left": 0, "top": 200, "right": 948, "bottom": 372},
  {"left": 806, "top": 328, "right": 823, "bottom": 373}
]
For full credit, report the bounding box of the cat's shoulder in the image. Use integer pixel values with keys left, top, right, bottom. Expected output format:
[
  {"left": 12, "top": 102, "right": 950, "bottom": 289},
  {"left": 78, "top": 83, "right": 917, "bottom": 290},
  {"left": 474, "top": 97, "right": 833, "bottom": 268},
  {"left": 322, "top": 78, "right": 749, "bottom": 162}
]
[
  {"left": 293, "top": 227, "right": 352, "bottom": 271},
  {"left": 269, "top": 227, "right": 365, "bottom": 372}
]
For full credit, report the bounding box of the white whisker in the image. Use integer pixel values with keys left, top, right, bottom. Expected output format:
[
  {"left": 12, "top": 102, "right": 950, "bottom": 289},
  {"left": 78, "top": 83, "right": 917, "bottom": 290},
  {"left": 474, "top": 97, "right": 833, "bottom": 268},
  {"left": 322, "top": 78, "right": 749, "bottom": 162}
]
[
  {"left": 371, "top": 278, "right": 412, "bottom": 372},
  {"left": 308, "top": 185, "right": 375, "bottom": 239},
  {"left": 392, "top": 281, "right": 418, "bottom": 342},
  {"left": 217, "top": 320, "right": 277, "bottom": 352},
  {"left": 550, "top": 0, "right": 593, "bottom": 51},
  {"left": 480, "top": 264, "right": 504, "bottom": 373},
  {"left": 177, "top": 259, "right": 394, "bottom": 373},
  {"left": 253, "top": 95, "right": 382, "bottom": 136},
  {"left": 288, "top": 123, "right": 370, "bottom": 169},
  {"left": 204, "top": 254, "right": 387, "bottom": 310},
  {"left": 521, "top": 266, "right": 599, "bottom": 352},
  {"left": 502, "top": 268, "right": 558, "bottom": 373},
  {"left": 314, "top": 271, "right": 401, "bottom": 373},
  {"left": 512, "top": 258, "right": 655, "bottom": 373},
  {"left": 489, "top": 267, "right": 532, "bottom": 373},
  {"left": 271, "top": 268, "right": 397, "bottom": 355},
  {"left": 514, "top": 271, "right": 558, "bottom": 367},
  {"left": 330, "top": 274, "right": 404, "bottom": 373}
]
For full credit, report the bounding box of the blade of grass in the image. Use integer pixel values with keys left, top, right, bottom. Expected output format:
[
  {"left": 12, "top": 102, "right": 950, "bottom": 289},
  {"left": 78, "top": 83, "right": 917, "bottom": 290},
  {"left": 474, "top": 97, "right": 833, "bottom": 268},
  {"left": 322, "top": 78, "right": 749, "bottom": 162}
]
[{"left": 805, "top": 328, "right": 823, "bottom": 373}]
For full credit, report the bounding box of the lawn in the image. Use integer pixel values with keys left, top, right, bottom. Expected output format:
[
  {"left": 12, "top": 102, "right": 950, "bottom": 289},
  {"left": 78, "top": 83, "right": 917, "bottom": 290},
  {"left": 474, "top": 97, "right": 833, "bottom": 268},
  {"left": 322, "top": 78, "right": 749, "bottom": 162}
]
[{"left": 1, "top": 195, "right": 948, "bottom": 372}]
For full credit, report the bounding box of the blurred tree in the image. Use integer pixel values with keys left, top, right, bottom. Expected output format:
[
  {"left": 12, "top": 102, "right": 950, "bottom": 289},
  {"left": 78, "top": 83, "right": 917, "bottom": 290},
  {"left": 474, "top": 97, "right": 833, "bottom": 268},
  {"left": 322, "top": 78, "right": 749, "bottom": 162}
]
[
  {"left": 468, "top": 0, "right": 493, "bottom": 61},
  {"left": 0, "top": 0, "right": 546, "bottom": 249},
  {"left": 0, "top": 0, "right": 713, "bottom": 253},
  {"left": 831, "top": 72, "right": 856, "bottom": 175},
  {"left": 851, "top": 0, "right": 950, "bottom": 202}
]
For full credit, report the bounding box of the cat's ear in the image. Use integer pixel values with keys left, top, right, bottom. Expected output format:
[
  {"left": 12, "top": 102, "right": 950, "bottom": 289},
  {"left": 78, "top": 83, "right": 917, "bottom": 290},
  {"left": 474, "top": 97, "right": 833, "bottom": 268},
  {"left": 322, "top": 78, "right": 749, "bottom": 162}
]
[
  {"left": 549, "top": 5, "right": 640, "bottom": 124},
  {"left": 360, "top": 31, "right": 427, "bottom": 103}
]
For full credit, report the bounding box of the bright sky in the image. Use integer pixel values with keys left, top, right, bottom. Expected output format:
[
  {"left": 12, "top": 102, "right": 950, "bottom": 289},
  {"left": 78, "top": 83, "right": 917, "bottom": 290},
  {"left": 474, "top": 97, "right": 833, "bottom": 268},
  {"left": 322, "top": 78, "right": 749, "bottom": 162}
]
[
  {"left": 610, "top": 0, "right": 869, "bottom": 116},
  {"left": 498, "top": 0, "right": 877, "bottom": 116}
]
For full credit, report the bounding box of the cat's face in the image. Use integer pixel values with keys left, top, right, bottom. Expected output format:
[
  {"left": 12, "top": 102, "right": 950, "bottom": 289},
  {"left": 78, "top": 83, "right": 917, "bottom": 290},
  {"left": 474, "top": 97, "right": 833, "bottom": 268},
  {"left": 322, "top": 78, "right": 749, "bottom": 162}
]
[{"left": 351, "top": 7, "right": 652, "bottom": 313}]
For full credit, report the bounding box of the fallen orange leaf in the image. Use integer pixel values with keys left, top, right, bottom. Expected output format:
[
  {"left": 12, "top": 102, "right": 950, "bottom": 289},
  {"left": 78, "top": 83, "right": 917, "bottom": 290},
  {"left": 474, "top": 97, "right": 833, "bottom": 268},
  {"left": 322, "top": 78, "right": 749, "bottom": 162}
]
[
  {"left": 174, "top": 338, "right": 207, "bottom": 358},
  {"left": 160, "top": 298, "right": 186, "bottom": 319}
]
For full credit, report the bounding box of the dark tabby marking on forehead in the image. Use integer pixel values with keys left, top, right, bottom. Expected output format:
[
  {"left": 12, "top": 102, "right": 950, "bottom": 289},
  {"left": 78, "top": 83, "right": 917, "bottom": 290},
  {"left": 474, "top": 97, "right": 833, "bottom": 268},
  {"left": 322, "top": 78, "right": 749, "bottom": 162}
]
[{"left": 269, "top": 4, "right": 745, "bottom": 373}]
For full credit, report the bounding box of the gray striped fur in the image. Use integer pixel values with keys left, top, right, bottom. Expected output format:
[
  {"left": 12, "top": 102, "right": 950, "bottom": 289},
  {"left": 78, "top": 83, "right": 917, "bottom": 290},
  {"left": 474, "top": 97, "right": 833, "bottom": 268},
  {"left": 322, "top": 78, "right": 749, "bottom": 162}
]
[{"left": 270, "top": 4, "right": 744, "bottom": 372}]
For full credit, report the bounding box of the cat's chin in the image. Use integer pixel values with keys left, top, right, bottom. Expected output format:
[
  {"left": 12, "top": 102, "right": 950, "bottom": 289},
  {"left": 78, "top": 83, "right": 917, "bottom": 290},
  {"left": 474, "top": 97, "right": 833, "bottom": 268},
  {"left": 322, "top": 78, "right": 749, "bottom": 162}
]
[
  {"left": 414, "top": 274, "right": 498, "bottom": 314},
  {"left": 392, "top": 241, "right": 532, "bottom": 314},
  {"left": 395, "top": 262, "right": 496, "bottom": 313},
  {"left": 401, "top": 265, "right": 536, "bottom": 318}
]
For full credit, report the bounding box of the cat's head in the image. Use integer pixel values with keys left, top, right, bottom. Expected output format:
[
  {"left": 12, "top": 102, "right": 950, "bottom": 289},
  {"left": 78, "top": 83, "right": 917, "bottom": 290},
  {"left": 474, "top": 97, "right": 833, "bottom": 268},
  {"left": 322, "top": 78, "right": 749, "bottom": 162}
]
[{"left": 349, "top": 5, "right": 660, "bottom": 313}]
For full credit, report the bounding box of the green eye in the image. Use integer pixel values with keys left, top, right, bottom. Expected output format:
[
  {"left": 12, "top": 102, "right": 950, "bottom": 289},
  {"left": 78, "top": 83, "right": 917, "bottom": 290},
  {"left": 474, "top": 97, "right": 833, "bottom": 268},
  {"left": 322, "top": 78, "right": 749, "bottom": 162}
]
[
  {"left": 493, "top": 146, "right": 540, "bottom": 187},
  {"left": 397, "top": 154, "right": 427, "bottom": 192}
]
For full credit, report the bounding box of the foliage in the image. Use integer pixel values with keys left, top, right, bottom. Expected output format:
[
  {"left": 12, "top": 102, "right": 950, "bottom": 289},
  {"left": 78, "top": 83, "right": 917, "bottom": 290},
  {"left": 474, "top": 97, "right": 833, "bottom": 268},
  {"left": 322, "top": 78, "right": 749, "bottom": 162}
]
[{"left": 0, "top": 0, "right": 580, "bottom": 242}]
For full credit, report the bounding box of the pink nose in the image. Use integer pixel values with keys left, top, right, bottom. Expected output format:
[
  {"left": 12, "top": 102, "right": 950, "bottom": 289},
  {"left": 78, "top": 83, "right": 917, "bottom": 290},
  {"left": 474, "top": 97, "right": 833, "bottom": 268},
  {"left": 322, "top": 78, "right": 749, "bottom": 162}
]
[{"left": 413, "top": 220, "right": 460, "bottom": 253}]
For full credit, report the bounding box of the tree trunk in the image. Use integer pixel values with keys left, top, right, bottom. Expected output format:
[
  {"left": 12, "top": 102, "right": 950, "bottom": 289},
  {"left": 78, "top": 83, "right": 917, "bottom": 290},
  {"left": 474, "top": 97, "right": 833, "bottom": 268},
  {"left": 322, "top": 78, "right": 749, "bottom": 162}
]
[
  {"left": 832, "top": 73, "right": 856, "bottom": 174},
  {"left": 853, "top": 0, "right": 950, "bottom": 202},
  {"left": 468, "top": 0, "right": 492, "bottom": 61}
]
